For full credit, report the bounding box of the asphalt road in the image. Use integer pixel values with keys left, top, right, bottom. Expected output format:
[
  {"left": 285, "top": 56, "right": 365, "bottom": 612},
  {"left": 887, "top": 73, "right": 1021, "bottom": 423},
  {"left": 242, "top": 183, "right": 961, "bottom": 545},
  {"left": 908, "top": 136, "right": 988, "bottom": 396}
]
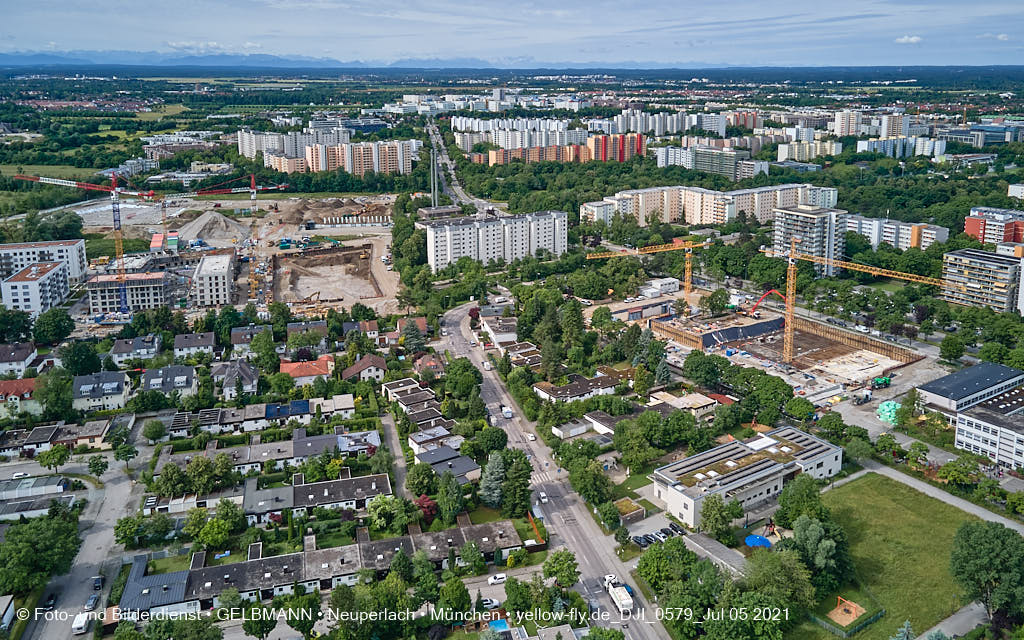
[
  {"left": 426, "top": 122, "right": 503, "bottom": 213},
  {"left": 441, "top": 303, "right": 670, "bottom": 640}
]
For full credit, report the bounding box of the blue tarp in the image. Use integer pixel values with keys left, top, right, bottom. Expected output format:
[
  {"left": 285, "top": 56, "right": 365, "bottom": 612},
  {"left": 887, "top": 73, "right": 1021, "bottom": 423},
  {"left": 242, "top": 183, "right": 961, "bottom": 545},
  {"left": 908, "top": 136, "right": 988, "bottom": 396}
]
[{"left": 745, "top": 535, "right": 772, "bottom": 548}]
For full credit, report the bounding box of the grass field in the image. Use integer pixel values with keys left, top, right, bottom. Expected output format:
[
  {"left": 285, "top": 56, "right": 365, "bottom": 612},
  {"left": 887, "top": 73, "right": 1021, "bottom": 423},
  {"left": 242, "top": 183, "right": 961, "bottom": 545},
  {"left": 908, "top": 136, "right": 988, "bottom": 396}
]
[
  {"left": 786, "top": 473, "right": 975, "bottom": 640},
  {"left": 0, "top": 164, "right": 97, "bottom": 179},
  {"left": 84, "top": 233, "right": 151, "bottom": 259},
  {"left": 147, "top": 554, "right": 190, "bottom": 574},
  {"left": 866, "top": 280, "right": 905, "bottom": 293},
  {"left": 136, "top": 104, "right": 189, "bottom": 121}
]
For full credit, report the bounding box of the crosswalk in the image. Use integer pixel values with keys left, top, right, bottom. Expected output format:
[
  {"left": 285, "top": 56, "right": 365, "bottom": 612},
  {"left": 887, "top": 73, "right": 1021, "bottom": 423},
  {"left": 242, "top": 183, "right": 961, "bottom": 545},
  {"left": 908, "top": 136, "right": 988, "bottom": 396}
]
[{"left": 531, "top": 470, "right": 557, "bottom": 483}]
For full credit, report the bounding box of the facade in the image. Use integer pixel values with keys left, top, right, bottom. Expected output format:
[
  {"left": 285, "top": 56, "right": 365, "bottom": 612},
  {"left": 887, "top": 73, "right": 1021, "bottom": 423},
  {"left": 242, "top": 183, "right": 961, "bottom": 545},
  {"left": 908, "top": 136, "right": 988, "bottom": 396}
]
[
  {"left": 586, "top": 133, "right": 645, "bottom": 162},
  {"left": 0, "top": 378, "right": 41, "bottom": 418},
  {"left": 0, "top": 239, "right": 87, "bottom": 283},
  {"left": 772, "top": 205, "right": 849, "bottom": 276},
  {"left": 340, "top": 354, "right": 386, "bottom": 382},
  {"left": 846, "top": 215, "right": 949, "bottom": 251},
  {"left": 918, "top": 362, "right": 1024, "bottom": 418},
  {"left": 963, "top": 207, "right": 1024, "bottom": 245},
  {"left": 855, "top": 136, "right": 946, "bottom": 158},
  {"left": 776, "top": 140, "right": 842, "bottom": 162},
  {"left": 280, "top": 355, "right": 336, "bottom": 386},
  {"left": 87, "top": 272, "right": 170, "bottom": 314},
  {"left": 174, "top": 332, "right": 216, "bottom": 359},
  {"left": 1, "top": 261, "right": 69, "bottom": 318},
  {"left": 956, "top": 390, "right": 1024, "bottom": 470},
  {"left": 1010, "top": 184, "right": 1024, "bottom": 200},
  {"left": 192, "top": 254, "right": 234, "bottom": 307},
  {"left": 651, "top": 427, "right": 842, "bottom": 527},
  {"left": 211, "top": 360, "right": 259, "bottom": 399},
  {"left": 533, "top": 372, "right": 622, "bottom": 403},
  {"left": 72, "top": 372, "right": 129, "bottom": 411},
  {"left": 0, "top": 343, "right": 36, "bottom": 378},
  {"left": 422, "top": 211, "right": 568, "bottom": 272},
  {"left": 304, "top": 140, "right": 420, "bottom": 176},
  {"left": 941, "top": 248, "right": 1024, "bottom": 313},
  {"left": 833, "top": 110, "right": 862, "bottom": 136},
  {"left": 110, "top": 334, "right": 161, "bottom": 367}
]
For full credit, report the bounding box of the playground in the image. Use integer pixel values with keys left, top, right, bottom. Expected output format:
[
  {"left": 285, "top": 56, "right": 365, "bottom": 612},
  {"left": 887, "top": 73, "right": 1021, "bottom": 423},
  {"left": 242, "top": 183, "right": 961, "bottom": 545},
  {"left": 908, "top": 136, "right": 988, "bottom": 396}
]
[{"left": 826, "top": 595, "right": 868, "bottom": 628}]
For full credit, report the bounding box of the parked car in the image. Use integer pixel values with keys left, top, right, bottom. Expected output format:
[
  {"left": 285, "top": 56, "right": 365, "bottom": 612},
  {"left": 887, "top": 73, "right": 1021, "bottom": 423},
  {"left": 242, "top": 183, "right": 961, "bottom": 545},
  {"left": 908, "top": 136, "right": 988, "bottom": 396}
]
[
  {"left": 632, "top": 536, "right": 648, "bottom": 548},
  {"left": 481, "top": 598, "right": 501, "bottom": 610},
  {"left": 488, "top": 573, "right": 507, "bottom": 585},
  {"left": 84, "top": 594, "right": 99, "bottom": 612},
  {"left": 642, "top": 534, "right": 657, "bottom": 545},
  {"left": 669, "top": 522, "right": 685, "bottom": 535},
  {"left": 42, "top": 592, "right": 59, "bottom": 611},
  {"left": 660, "top": 527, "right": 676, "bottom": 538},
  {"left": 652, "top": 531, "right": 668, "bottom": 542},
  {"left": 92, "top": 576, "right": 104, "bottom": 590},
  {"left": 11, "top": 472, "right": 30, "bottom": 479}
]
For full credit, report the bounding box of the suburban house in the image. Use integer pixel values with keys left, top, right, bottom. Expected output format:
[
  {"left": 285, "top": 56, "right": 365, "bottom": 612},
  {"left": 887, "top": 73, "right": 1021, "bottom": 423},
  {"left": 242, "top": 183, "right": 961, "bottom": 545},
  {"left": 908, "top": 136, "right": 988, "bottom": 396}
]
[
  {"left": 110, "top": 334, "right": 162, "bottom": 367},
  {"left": 286, "top": 320, "right": 329, "bottom": 353},
  {"left": 533, "top": 369, "right": 624, "bottom": 403},
  {"left": 650, "top": 426, "right": 842, "bottom": 528},
  {"left": 211, "top": 360, "right": 259, "bottom": 399},
  {"left": 140, "top": 365, "right": 198, "bottom": 398},
  {"left": 0, "top": 342, "right": 37, "bottom": 378},
  {"left": 54, "top": 418, "right": 115, "bottom": 451},
  {"left": 0, "top": 378, "right": 41, "bottom": 418},
  {"left": 413, "top": 353, "right": 446, "bottom": 378},
  {"left": 280, "top": 355, "right": 335, "bottom": 386},
  {"left": 382, "top": 377, "right": 420, "bottom": 402},
  {"left": 506, "top": 341, "right": 542, "bottom": 369},
  {"left": 309, "top": 394, "right": 355, "bottom": 420},
  {"left": 290, "top": 427, "right": 381, "bottom": 460},
  {"left": 243, "top": 472, "right": 392, "bottom": 525},
  {"left": 173, "top": 332, "right": 216, "bottom": 359},
  {"left": 414, "top": 445, "right": 481, "bottom": 484},
  {"left": 481, "top": 316, "right": 518, "bottom": 350},
  {"left": 408, "top": 425, "right": 462, "bottom": 455},
  {"left": 230, "top": 325, "right": 272, "bottom": 358},
  {"left": 652, "top": 391, "right": 718, "bottom": 422},
  {"left": 359, "top": 320, "right": 379, "bottom": 341},
  {"left": 73, "top": 371, "right": 130, "bottom": 411},
  {"left": 341, "top": 354, "right": 386, "bottom": 382},
  {"left": 397, "top": 316, "right": 429, "bottom": 335}
]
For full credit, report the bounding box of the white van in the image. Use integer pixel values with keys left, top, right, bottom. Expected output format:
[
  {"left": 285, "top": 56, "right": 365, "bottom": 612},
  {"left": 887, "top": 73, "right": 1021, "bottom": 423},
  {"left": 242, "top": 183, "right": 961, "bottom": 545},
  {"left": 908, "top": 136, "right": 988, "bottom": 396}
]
[
  {"left": 483, "top": 361, "right": 492, "bottom": 371},
  {"left": 72, "top": 613, "right": 91, "bottom": 635}
]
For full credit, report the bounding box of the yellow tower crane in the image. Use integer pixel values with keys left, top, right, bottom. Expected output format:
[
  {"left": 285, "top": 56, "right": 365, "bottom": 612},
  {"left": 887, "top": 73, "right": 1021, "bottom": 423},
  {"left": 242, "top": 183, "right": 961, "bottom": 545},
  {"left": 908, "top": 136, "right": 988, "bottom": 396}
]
[
  {"left": 762, "top": 242, "right": 969, "bottom": 363},
  {"left": 586, "top": 239, "right": 711, "bottom": 295}
]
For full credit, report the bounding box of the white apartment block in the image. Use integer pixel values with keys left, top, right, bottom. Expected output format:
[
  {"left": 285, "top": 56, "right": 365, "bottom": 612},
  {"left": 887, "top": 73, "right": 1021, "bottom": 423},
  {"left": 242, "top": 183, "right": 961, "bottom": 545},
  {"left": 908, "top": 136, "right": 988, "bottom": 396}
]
[
  {"left": 588, "top": 183, "right": 837, "bottom": 226},
  {"left": 833, "top": 110, "right": 862, "bottom": 136},
  {"left": 855, "top": 136, "right": 946, "bottom": 158},
  {"left": 846, "top": 215, "right": 949, "bottom": 251},
  {"left": 880, "top": 114, "right": 911, "bottom": 137},
  {"left": 1010, "top": 184, "right": 1024, "bottom": 200},
  {"left": 87, "top": 272, "right": 170, "bottom": 314},
  {"left": 238, "top": 127, "right": 352, "bottom": 160},
  {"left": 1, "top": 261, "right": 69, "bottom": 318},
  {"left": 772, "top": 205, "right": 849, "bottom": 277},
  {"left": 304, "top": 140, "right": 420, "bottom": 176},
  {"left": 776, "top": 140, "right": 842, "bottom": 162},
  {"left": 0, "top": 239, "right": 87, "bottom": 284},
  {"left": 421, "top": 211, "right": 568, "bottom": 272},
  {"left": 192, "top": 254, "right": 234, "bottom": 307},
  {"left": 651, "top": 427, "right": 842, "bottom": 528}
]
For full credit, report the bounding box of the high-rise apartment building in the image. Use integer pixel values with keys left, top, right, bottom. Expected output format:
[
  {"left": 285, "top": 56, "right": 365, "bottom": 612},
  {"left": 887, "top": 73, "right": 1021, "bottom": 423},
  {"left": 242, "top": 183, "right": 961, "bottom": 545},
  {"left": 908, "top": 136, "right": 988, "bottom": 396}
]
[
  {"left": 420, "top": 211, "right": 568, "bottom": 272},
  {"left": 0, "top": 239, "right": 87, "bottom": 283},
  {"left": 964, "top": 207, "right": 1024, "bottom": 244},
  {"left": 880, "top": 114, "right": 911, "bottom": 137},
  {"left": 238, "top": 127, "right": 351, "bottom": 160},
  {"left": 87, "top": 272, "right": 171, "bottom": 314},
  {"left": 293, "top": 140, "right": 420, "bottom": 176},
  {"left": 834, "top": 110, "right": 862, "bottom": 136},
  {"left": 777, "top": 140, "right": 842, "bottom": 162},
  {"left": 772, "top": 205, "right": 849, "bottom": 276},
  {"left": 942, "top": 249, "right": 1024, "bottom": 313},
  {"left": 586, "top": 134, "right": 645, "bottom": 162},
  {"left": 0, "top": 261, "right": 69, "bottom": 318},
  {"left": 192, "top": 254, "right": 234, "bottom": 307},
  {"left": 855, "top": 136, "right": 946, "bottom": 158},
  {"left": 846, "top": 215, "right": 950, "bottom": 251}
]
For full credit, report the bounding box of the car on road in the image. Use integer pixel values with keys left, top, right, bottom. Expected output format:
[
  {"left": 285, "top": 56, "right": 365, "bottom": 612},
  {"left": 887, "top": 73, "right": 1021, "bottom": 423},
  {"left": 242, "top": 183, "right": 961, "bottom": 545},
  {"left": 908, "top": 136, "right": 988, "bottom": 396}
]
[
  {"left": 470, "top": 341, "right": 477, "bottom": 347},
  {"left": 539, "top": 492, "right": 549, "bottom": 504},
  {"left": 481, "top": 598, "right": 501, "bottom": 610},
  {"left": 42, "top": 592, "right": 59, "bottom": 611},
  {"left": 441, "top": 329, "right": 448, "bottom": 336},
  {"left": 11, "top": 472, "right": 30, "bottom": 479},
  {"left": 527, "top": 433, "right": 536, "bottom": 441},
  {"left": 84, "top": 594, "right": 99, "bottom": 612},
  {"left": 92, "top": 575, "right": 104, "bottom": 590},
  {"left": 488, "top": 573, "right": 507, "bottom": 585}
]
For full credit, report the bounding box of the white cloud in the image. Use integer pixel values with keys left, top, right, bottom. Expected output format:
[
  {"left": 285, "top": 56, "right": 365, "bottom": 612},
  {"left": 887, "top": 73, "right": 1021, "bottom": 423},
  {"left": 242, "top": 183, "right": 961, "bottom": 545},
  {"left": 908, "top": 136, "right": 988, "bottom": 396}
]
[
  {"left": 979, "top": 32, "right": 1011, "bottom": 41},
  {"left": 165, "top": 41, "right": 226, "bottom": 53},
  {"left": 894, "top": 35, "right": 922, "bottom": 44}
]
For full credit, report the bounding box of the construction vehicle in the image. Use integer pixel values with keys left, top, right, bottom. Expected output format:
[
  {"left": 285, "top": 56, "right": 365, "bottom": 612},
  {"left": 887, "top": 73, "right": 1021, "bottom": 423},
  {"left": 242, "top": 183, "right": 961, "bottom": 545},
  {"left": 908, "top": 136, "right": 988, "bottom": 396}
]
[
  {"left": 761, "top": 238, "right": 970, "bottom": 363},
  {"left": 586, "top": 238, "right": 712, "bottom": 295},
  {"left": 853, "top": 389, "right": 873, "bottom": 405},
  {"left": 871, "top": 376, "right": 892, "bottom": 390}
]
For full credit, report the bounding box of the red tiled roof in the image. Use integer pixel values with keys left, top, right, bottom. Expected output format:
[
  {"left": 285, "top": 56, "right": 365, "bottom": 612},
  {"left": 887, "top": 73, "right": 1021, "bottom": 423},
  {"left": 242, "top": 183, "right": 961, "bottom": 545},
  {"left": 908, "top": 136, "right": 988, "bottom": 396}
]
[
  {"left": 280, "top": 355, "right": 335, "bottom": 379},
  {"left": 0, "top": 378, "right": 37, "bottom": 400},
  {"left": 706, "top": 393, "right": 735, "bottom": 405},
  {"left": 341, "top": 354, "right": 387, "bottom": 379}
]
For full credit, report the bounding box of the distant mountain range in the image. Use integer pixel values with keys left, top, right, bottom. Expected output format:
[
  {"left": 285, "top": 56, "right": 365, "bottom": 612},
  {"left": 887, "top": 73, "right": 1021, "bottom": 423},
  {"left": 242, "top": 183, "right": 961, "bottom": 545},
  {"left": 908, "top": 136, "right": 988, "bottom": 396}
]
[{"left": 0, "top": 49, "right": 728, "bottom": 70}]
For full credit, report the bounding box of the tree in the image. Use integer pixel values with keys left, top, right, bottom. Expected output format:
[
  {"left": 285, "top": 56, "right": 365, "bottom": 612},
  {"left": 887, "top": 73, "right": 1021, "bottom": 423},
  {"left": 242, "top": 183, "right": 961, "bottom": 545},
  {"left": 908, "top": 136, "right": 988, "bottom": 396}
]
[
  {"left": 406, "top": 463, "right": 437, "bottom": 496},
  {"left": 437, "top": 471, "right": 464, "bottom": 525},
  {"left": 114, "top": 620, "right": 145, "bottom": 640},
  {"left": 783, "top": 515, "right": 851, "bottom": 597},
  {"left": 940, "top": 335, "right": 965, "bottom": 362},
  {"left": 242, "top": 605, "right": 277, "bottom": 640},
  {"left": 438, "top": 575, "right": 472, "bottom": 613},
  {"left": 0, "top": 307, "right": 32, "bottom": 343},
  {"left": 36, "top": 367, "right": 75, "bottom": 422},
  {"left": 460, "top": 541, "right": 486, "bottom": 575},
  {"left": 400, "top": 321, "right": 426, "bottom": 353},
  {"left": 937, "top": 456, "right": 980, "bottom": 486},
  {"left": 775, "top": 474, "right": 827, "bottom": 528},
  {"left": 88, "top": 455, "right": 109, "bottom": 477},
  {"left": 115, "top": 443, "right": 138, "bottom": 471},
  {"left": 412, "top": 550, "right": 439, "bottom": 603},
  {"left": 114, "top": 515, "right": 143, "bottom": 546},
  {"left": 501, "top": 449, "right": 533, "bottom": 517},
  {"left": 950, "top": 521, "right": 1024, "bottom": 619},
  {"left": 632, "top": 363, "right": 652, "bottom": 396},
  {"left": 785, "top": 397, "right": 815, "bottom": 421},
  {"left": 597, "top": 502, "right": 620, "bottom": 530},
  {"left": 142, "top": 420, "right": 167, "bottom": 443},
  {"left": 217, "top": 587, "right": 243, "bottom": 613},
  {"left": 479, "top": 451, "right": 505, "bottom": 508},
  {"left": 636, "top": 537, "right": 699, "bottom": 593},
  {"left": 845, "top": 437, "right": 874, "bottom": 461},
  {"left": 389, "top": 550, "right": 413, "bottom": 582},
  {"left": 37, "top": 444, "right": 70, "bottom": 473},
  {"left": 701, "top": 288, "right": 730, "bottom": 316},
  {"left": 743, "top": 548, "right": 817, "bottom": 611},
  {"left": 0, "top": 513, "right": 80, "bottom": 594},
  {"left": 699, "top": 494, "right": 743, "bottom": 544},
  {"left": 251, "top": 331, "right": 280, "bottom": 374},
  {"left": 217, "top": 499, "right": 246, "bottom": 534},
  {"left": 199, "top": 518, "right": 231, "bottom": 549},
  {"left": 908, "top": 441, "right": 930, "bottom": 466},
  {"left": 279, "top": 592, "right": 320, "bottom": 640},
  {"left": 543, "top": 548, "right": 580, "bottom": 587},
  {"left": 183, "top": 508, "right": 208, "bottom": 540},
  {"left": 32, "top": 308, "right": 74, "bottom": 345},
  {"left": 60, "top": 342, "right": 101, "bottom": 376}
]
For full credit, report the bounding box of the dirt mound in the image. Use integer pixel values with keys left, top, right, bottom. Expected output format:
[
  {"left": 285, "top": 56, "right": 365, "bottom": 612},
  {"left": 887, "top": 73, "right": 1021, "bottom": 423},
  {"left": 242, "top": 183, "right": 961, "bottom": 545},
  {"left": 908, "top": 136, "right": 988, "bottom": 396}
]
[{"left": 177, "top": 211, "right": 250, "bottom": 242}]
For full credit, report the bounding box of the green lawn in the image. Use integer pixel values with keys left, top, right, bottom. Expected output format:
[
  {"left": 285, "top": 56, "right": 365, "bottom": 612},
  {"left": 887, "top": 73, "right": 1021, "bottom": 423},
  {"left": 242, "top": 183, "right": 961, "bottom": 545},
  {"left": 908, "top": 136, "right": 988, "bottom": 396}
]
[
  {"left": 468, "top": 505, "right": 504, "bottom": 524},
  {"left": 866, "top": 280, "right": 905, "bottom": 293},
  {"left": 147, "top": 554, "right": 190, "bottom": 574},
  {"left": 135, "top": 104, "right": 189, "bottom": 121},
  {"left": 316, "top": 531, "right": 354, "bottom": 549},
  {"left": 0, "top": 164, "right": 97, "bottom": 179},
  {"left": 786, "top": 473, "right": 976, "bottom": 640}
]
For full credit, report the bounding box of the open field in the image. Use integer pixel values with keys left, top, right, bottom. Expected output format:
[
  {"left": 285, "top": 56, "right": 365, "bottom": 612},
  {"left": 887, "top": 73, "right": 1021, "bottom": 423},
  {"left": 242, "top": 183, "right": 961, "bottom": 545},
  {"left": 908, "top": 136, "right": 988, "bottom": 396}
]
[
  {"left": 0, "top": 164, "right": 98, "bottom": 179},
  {"left": 135, "top": 104, "right": 189, "bottom": 120},
  {"left": 787, "top": 473, "right": 975, "bottom": 640}
]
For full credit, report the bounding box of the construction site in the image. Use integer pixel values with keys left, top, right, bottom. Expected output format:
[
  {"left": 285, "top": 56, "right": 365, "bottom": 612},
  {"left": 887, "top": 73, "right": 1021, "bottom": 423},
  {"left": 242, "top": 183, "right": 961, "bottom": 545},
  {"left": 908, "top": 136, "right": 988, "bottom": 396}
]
[{"left": 273, "top": 244, "right": 381, "bottom": 304}]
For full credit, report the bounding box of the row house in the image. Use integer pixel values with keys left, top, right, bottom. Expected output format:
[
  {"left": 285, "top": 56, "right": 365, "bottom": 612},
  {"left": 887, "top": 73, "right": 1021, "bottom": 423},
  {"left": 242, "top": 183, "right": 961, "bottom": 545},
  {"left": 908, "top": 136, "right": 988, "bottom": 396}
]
[{"left": 110, "top": 334, "right": 162, "bottom": 367}]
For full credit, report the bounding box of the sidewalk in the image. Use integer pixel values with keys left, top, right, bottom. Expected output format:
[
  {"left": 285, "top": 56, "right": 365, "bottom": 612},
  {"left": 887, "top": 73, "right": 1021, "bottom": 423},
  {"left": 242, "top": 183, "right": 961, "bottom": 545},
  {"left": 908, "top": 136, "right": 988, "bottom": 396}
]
[{"left": 920, "top": 602, "right": 988, "bottom": 639}]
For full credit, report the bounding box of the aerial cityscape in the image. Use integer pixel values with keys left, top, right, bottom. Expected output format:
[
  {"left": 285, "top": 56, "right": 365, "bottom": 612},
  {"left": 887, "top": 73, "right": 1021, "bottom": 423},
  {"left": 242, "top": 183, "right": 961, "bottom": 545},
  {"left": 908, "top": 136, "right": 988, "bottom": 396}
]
[{"left": 1, "top": 3, "right": 1024, "bottom": 640}]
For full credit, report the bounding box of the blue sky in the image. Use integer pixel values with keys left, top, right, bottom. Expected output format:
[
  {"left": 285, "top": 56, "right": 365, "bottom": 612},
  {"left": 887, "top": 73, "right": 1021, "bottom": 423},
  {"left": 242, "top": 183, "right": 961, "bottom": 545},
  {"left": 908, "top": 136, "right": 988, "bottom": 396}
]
[{"left": 2, "top": 0, "right": 1022, "bottom": 66}]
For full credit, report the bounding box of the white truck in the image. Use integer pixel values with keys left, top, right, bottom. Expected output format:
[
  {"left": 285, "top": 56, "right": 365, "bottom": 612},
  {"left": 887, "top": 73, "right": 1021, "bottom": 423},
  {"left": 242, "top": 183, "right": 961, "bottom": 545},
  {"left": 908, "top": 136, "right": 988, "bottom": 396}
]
[
  {"left": 72, "top": 613, "right": 91, "bottom": 635},
  {"left": 609, "top": 585, "right": 634, "bottom": 616}
]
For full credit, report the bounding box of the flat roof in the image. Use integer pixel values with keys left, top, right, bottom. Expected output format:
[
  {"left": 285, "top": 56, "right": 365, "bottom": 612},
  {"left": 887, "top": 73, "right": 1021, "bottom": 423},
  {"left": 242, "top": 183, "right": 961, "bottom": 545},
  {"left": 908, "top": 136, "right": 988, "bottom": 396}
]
[
  {"left": 918, "top": 362, "right": 1024, "bottom": 401},
  {"left": 0, "top": 239, "right": 84, "bottom": 250},
  {"left": 87, "top": 271, "right": 167, "bottom": 284},
  {"left": 195, "top": 254, "right": 232, "bottom": 276},
  {"left": 4, "top": 261, "right": 63, "bottom": 283}
]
